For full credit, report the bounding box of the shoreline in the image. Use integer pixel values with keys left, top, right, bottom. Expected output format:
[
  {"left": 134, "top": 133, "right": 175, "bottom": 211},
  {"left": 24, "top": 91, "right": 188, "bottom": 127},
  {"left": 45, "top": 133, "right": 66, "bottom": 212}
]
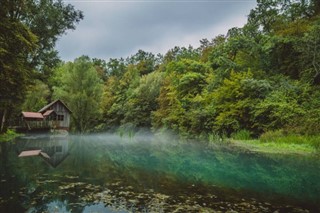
[{"left": 229, "top": 139, "right": 318, "bottom": 156}]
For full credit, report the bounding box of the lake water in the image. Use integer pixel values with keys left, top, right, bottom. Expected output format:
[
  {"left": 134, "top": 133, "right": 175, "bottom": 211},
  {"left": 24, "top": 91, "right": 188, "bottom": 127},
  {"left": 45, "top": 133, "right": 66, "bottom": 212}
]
[{"left": 0, "top": 134, "right": 319, "bottom": 212}]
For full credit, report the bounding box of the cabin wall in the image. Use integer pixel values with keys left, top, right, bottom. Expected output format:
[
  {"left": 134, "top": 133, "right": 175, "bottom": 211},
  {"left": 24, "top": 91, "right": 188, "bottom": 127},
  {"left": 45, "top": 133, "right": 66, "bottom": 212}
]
[{"left": 48, "top": 102, "right": 71, "bottom": 129}]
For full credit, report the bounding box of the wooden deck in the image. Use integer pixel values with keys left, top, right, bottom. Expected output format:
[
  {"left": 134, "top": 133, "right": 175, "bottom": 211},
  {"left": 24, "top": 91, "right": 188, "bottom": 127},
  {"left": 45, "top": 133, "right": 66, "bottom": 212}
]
[{"left": 11, "top": 120, "right": 60, "bottom": 133}]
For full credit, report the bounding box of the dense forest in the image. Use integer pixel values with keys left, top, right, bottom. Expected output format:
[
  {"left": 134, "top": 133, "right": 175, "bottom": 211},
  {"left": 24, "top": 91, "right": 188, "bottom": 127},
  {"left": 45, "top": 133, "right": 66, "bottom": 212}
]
[{"left": 1, "top": 0, "right": 320, "bottom": 147}]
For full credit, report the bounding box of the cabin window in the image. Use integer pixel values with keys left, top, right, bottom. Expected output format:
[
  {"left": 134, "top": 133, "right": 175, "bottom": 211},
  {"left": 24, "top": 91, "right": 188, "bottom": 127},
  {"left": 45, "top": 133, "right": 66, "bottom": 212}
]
[{"left": 57, "top": 115, "right": 64, "bottom": 121}]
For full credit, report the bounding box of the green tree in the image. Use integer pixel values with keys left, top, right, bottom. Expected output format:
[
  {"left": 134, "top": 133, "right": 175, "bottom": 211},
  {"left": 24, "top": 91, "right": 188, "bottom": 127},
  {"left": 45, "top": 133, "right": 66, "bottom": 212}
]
[
  {"left": 0, "top": 5, "right": 38, "bottom": 132},
  {"left": 163, "top": 46, "right": 200, "bottom": 63},
  {"left": 101, "top": 65, "right": 140, "bottom": 128},
  {"left": 295, "top": 18, "right": 320, "bottom": 83},
  {"left": 253, "top": 77, "right": 306, "bottom": 132},
  {"left": 152, "top": 59, "right": 210, "bottom": 135},
  {"left": 152, "top": 74, "right": 184, "bottom": 131},
  {"left": 17, "top": 0, "right": 83, "bottom": 79},
  {"left": 22, "top": 80, "right": 50, "bottom": 112},
  {"left": 53, "top": 56, "right": 103, "bottom": 133},
  {"left": 123, "top": 71, "right": 164, "bottom": 127},
  {"left": 212, "top": 70, "right": 271, "bottom": 135},
  {"left": 106, "top": 58, "right": 127, "bottom": 77},
  {"left": 0, "top": 0, "right": 82, "bottom": 132},
  {"left": 126, "top": 50, "right": 161, "bottom": 75}
]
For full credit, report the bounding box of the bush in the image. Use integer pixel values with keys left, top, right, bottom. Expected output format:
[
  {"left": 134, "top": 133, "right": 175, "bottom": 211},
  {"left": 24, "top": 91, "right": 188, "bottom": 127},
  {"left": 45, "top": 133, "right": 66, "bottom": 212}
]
[
  {"left": 0, "top": 129, "right": 20, "bottom": 142},
  {"left": 259, "top": 130, "right": 285, "bottom": 143},
  {"left": 231, "top": 129, "right": 252, "bottom": 140}
]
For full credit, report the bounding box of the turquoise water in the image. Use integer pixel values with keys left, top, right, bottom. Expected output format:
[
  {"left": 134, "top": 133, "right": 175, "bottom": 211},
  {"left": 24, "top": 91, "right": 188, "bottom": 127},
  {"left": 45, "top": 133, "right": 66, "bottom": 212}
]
[{"left": 0, "top": 134, "right": 319, "bottom": 212}]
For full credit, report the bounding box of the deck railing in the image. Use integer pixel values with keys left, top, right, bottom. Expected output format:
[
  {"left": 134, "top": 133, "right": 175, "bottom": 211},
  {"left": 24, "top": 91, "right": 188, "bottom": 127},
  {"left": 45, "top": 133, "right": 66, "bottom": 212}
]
[{"left": 14, "top": 120, "right": 60, "bottom": 130}]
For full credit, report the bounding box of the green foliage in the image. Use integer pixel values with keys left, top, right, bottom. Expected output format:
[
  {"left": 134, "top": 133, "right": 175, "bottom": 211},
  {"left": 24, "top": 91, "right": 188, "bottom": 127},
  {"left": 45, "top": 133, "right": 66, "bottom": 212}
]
[
  {"left": 260, "top": 130, "right": 320, "bottom": 150},
  {"left": 260, "top": 130, "right": 285, "bottom": 143},
  {"left": 98, "top": 3, "right": 320, "bottom": 142},
  {"left": 53, "top": 56, "right": 103, "bottom": 133},
  {"left": 152, "top": 75, "right": 184, "bottom": 131},
  {"left": 164, "top": 46, "right": 200, "bottom": 63},
  {"left": 43, "top": 0, "right": 320, "bottom": 146},
  {"left": 177, "top": 72, "right": 206, "bottom": 97},
  {"left": 151, "top": 59, "right": 212, "bottom": 135},
  {"left": 208, "top": 132, "right": 230, "bottom": 144},
  {"left": 0, "top": 129, "right": 20, "bottom": 142},
  {"left": 211, "top": 70, "right": 263, "bottom": 135},
  {"left": 0, "top": 0, "right": 82, "bottom": 132},
  {"left": 19, "top": 0, "right": 83, "bottom": 78},
  {"left": 22, "top": 80, "right": 50, "bottom": 111},
  {"left": 102, "top": 65, "right": 140, "bottom": 128},
  {"left": 253, "top": 78, "right": 306, "bottom": 132},
  {"left": 295, "top": 18, "right": 320, "bottom": 83},
  {"left": 0, "top": 14, "right": 38, "bottom": 132},
  {"left": 123, "top": 71, "right": 164, "bottom": 127},
  {"left": 3, "top": 0, "right": 320, "bottom": 149},
  {"left": 231, "top": 129, "right": 252, "bottom": 140}
]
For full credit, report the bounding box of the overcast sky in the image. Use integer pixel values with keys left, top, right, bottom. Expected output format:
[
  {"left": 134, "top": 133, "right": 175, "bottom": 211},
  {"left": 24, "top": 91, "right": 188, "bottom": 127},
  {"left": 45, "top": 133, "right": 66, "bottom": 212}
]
[{"left": 56, "top": 0, "right": 257, "bottom": 62}]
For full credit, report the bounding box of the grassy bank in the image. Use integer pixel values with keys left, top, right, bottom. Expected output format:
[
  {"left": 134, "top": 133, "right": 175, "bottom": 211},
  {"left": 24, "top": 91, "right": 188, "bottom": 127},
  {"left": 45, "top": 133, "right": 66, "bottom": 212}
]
[
  {"left": 0, "top": 129, "right": 21, "bottom": 142},
  {"left": 223, "top": 129, "right": 319, "bottom": 155},
  {"left": 230, "top": 139, "right": 316, "bottom": 155}
]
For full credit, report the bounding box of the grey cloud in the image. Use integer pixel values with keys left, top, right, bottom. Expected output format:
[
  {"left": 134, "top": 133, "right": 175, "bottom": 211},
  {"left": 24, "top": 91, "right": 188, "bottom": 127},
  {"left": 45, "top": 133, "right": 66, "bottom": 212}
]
[{"left": 57, "top": 1, "right": 256, "bottom": 61}]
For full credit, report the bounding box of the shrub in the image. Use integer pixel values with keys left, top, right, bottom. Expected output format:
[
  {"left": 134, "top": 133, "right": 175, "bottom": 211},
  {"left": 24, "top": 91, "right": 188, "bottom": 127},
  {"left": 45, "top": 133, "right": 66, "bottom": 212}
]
[
  {"left": 0, "top": 129, "right": 20, "bottom": 142},
  {"left": 259, "top": 130, "right": 285, "bottom": 143},
  {"left": 231, "top": 129, "right": 252, "bottom": 140}
]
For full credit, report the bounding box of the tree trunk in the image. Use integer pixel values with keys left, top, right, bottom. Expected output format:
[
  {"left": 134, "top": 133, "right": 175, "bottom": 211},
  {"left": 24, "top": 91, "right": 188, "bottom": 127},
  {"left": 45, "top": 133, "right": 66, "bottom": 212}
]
[{"left": 0, "top": 109, "right": 7, "bottom": 133}]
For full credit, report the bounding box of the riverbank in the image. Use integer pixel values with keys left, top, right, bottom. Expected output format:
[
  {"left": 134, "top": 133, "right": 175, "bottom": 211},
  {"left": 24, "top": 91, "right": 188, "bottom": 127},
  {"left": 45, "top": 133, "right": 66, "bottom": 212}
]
[
  {"left": 0, "top": 130, "right": 22, "bottom": 142},
  {"left": 229, "top": 139, "right": 318, "bottom": 156},
  {"left": 115, "top": 128, "right": 320, "bottom": 156}
]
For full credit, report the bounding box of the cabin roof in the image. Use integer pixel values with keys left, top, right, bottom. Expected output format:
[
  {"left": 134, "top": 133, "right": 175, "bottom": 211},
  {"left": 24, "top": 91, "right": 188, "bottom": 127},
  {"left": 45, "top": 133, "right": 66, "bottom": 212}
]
[
  {"left": 43, "top": 110, "right": 57, "bottom": 117},
  {"left": 38, "top": 100, "right": 72, "bottom": 113},
  {"left": 22, "top": 112, "right": 44, "bottom": 119},
  {"left": 18, "top": 150, "right": 42, "bottom": 157}
]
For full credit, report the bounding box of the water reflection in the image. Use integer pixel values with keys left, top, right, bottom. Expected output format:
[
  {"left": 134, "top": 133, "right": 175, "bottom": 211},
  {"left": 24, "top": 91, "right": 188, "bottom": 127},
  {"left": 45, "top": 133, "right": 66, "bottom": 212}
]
[
  {"left": 0, "top": 134, "right": 319, "bottom": 212},
  {"left": 16, "top": 135, "right": 69, "bottom": 168}
]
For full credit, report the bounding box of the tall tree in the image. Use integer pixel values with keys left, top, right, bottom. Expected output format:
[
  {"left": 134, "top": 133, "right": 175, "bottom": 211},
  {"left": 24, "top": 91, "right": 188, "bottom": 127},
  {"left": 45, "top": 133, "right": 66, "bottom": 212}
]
[
  {"left": 296, "top": 18, "right": 320, "bottom": 83},
  {"left": 10, "top": 0, "right": 83, "bottom": 79},
  {"left": 0, "top": 0, "right": 83, "bottom": 132},
  {"left": 123, "top": 71, "right": 164, "bottom": 127},
  {"left": 0, "top": 3, "right": 38, "bottom": 132},
  {"left": 22, "top": 80, "right": 50, "bottom": 112},
  {"left": 53, "top": 56, "right": 103, "bottom": 133}
]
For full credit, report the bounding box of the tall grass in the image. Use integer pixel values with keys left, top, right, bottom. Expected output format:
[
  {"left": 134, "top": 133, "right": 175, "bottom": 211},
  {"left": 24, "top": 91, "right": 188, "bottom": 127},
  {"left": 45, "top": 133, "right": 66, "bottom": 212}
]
[
  {"left": 116, "top": 124, "right": 136, "bottom": 140},
  {"left": 208, "top": 132, "right": 230, "bottom": 145},
  {"left": 231, "top": 129, "right": 252, "bottom": 140},
  {"left": 260, "top": 130, "right": 320, "bottom": 151}
]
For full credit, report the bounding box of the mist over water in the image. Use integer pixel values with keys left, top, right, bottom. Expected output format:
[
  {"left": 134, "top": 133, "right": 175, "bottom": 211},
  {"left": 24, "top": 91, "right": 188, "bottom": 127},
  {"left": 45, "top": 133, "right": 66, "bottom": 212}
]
[{"left": 0, "top": 133, "right": 319, "bottom": 212}]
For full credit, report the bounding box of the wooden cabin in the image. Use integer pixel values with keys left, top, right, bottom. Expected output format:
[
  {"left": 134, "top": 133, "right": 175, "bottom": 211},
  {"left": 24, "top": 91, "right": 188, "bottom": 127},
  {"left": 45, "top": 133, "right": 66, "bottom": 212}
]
[
  {"left": 38, "top": 100, "right": 72, "bottom": 131},
  {"left": 21, "top": 100, "right": 72, "bottom": 131},
  {"left": 20, "top": 112, "right": 46, "bottom": 130}
]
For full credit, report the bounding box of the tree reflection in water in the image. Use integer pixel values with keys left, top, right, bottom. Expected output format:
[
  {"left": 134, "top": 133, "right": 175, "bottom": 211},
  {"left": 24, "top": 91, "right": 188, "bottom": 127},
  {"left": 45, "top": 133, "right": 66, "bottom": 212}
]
[{"left": 0, "top": 134, "right": 319, "bottom": 212}]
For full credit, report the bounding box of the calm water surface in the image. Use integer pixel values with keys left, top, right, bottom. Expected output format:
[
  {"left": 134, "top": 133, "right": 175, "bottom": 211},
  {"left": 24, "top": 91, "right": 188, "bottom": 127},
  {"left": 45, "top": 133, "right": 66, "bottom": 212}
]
[{"left": 0, "top": 134, "right": 319, "bottom": 212}]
